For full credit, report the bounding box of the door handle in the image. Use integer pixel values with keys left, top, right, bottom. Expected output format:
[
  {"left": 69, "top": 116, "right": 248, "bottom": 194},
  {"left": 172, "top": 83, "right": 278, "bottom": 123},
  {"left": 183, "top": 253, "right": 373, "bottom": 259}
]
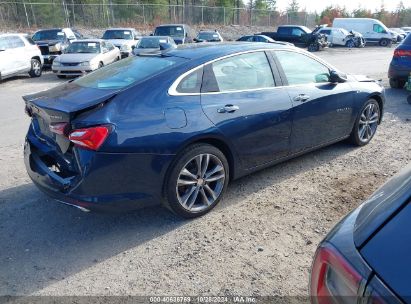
[
  {"left": 293, "top": 94, "right": 310, "bottom": 102},
  {"left": 217, "top": 104, "right": 239, "bottom": 113}
]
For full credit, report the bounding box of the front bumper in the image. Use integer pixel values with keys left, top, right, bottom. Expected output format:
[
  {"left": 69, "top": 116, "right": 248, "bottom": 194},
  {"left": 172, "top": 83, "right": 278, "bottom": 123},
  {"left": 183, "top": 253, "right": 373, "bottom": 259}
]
[
  {"left": 24, "top": 128, "right": 174, "bottom": 212},
  {"left": 52, "top": 64, "right": 94, "bottom": 76},
  {"left": 121, "top": 51, "right": 131, "bottom": 58}
]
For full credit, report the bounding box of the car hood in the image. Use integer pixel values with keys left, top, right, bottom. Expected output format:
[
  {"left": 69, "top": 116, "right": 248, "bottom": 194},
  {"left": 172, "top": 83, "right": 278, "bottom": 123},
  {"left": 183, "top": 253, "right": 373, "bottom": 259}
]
[
  {"left": 133, "top": 48, "right": 160, "bottom": 55},
  {"left": 56, "top": 53, "right": 99, "bottom": 63},
  {"left": 105, "top": 39, "right": 133, "bottom": 47},
  {"left": 354, "top": 163, "right": 411, "bottom": 247},
  {"left": 34, "top": 40, "right": 63, "bottom": 46}
]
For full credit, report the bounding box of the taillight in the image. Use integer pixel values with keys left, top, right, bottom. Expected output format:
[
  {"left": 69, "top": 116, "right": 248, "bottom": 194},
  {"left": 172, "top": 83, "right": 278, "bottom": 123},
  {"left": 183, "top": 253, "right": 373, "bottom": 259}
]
[
  {"left": 310, "top": 244, "right": 364, "bottom": 304},
  {"left": 393, "top": 49, "right": 411, "bottom": 58},
  {"left": 68, "top": 126, "right": 111, "bottom": 151},
  {"left": 49, "top": 122, "right": 69, "bottom": 135}
]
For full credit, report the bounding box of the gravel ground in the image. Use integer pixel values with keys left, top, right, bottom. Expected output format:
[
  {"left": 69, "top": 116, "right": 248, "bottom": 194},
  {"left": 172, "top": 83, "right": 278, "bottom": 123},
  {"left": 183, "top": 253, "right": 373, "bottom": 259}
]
[{"left": 0, "top": 46, "right": 410, "bottom": 298}]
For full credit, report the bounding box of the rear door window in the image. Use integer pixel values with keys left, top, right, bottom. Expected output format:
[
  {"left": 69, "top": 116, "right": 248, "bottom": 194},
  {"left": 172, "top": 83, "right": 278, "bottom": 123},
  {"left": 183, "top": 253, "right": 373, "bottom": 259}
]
[
  {"left": 176, "top": 68, "right": 203, "bottom": 94},
  {"left": 7, "top": 36, "right": 25, "bottom": 48},
  {"left": 202, "top": 52, "right": 275, "bottom": 93}
]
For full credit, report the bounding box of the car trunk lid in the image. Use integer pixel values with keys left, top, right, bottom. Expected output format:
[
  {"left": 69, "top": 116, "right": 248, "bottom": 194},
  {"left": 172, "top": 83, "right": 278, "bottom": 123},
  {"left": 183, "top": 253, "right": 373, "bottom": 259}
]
[{"left": 24, "top": 81, "right": 118, "bottom": 153}]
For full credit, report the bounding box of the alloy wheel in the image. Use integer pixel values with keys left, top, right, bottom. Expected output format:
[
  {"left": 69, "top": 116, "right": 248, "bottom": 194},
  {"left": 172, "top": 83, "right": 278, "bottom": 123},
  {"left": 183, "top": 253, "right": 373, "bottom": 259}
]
[
  {"left": 33, "top": 61, "right": 41, "bottom": 76},
  {"left": 358, "top": 103, "right": 379, "bottom": 143},
  {"left": 176, "top": 153, "right": 225, "bottom": 212}
]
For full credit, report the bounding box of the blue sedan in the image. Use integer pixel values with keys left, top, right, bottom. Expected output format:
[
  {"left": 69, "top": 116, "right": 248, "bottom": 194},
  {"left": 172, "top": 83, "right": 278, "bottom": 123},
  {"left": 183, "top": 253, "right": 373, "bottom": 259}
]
[
  {"left": 23, "top": 43, "right": 385, "bottom": 218},
  {"left": 310, "top": 164, "right": 411, "bottom": 303}
]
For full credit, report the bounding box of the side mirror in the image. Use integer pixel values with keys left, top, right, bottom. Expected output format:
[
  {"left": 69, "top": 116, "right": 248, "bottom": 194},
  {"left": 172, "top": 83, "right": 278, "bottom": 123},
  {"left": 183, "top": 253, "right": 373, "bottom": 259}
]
[
  {"left": 149, "top": 33, "right": 153, "bottom": 36},
  {"left": 329, "top": 70, "right": 347, "bottom": 83},
  {"left": 193, "top": 38, "right": 199, "bottom": 42},
  {"left": 131, "top": 45, "right": 136, "bottom": 50}
]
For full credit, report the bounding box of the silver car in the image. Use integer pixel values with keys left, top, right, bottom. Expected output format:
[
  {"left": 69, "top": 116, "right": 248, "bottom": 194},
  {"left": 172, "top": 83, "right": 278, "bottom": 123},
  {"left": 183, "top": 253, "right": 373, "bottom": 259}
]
[
  {"left": 0, "top": 33, "right": 43, "bottom": 80},
  {"left": 52, "top": 39, "right": 120, "bottom": 78}
]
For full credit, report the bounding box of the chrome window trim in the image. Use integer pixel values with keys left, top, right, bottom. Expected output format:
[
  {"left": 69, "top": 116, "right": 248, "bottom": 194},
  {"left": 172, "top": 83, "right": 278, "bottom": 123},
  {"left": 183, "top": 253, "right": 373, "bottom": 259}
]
[{"left": 167, "top": 47, "right": 336, "bottom": 96}]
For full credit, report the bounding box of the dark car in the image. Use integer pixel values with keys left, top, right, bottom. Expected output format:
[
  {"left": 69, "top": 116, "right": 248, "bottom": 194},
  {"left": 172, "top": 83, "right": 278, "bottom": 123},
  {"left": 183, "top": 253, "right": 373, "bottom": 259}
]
[
  {"left": 261, "top": 25, "right": 328, "bottom": 51},
  {"left": 131, "top": 36, "right": 176, "bottom": 56},
  {"left": 23, "top": 43, "right": 385, "bottom": 218},
  {"left": 388, "top": 33, "right": 411, "bottom": 89},
  {"left": 237, "top": 34, "right": 277, "bottom": 43},
  {"left": 194, "top": 30, "right": 223, "bottom": 43},
  {"left": 310, "top": 164, "right": 411, "bottom": 303},
  {"left": 153, "top": 24, "right": 194, "bottom": 45},
  {"left": 32, "top": 28, "right": 78, "bottom": 66}
]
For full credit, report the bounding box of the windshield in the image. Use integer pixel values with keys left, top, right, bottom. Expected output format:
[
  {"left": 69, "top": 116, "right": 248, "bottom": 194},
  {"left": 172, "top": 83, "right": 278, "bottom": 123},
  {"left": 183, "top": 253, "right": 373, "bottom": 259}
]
[
  {"left": 74, "top": 56, "right": 186, "bottom": 89},
  {"left": 137, "top": 37, "right": 167, "bottom": 49},
  {"left": 65, "top": 42, "right": 100, "bottom": 53},
  {"left": 197, "top": 32, "right": 220, "bottom": 41},
  {"left": 102, "top": 30, "right": 132, "bottom": 40},
  {"left": 154, "top": 26, "right": 184, "bottom": 38},
  {"left": 32, "top": 30, "right": 65, "bottom": 41}
]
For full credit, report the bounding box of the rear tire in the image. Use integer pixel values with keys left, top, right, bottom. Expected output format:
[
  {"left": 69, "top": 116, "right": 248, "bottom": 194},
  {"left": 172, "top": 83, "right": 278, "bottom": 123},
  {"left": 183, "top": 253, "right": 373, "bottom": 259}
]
[
  {"left": 164, "top": 143, "right": 229, "bottom": 218},
  {"left": 389, "top": 78, "right": 405, "bottom": 89},
  {"left": 28, "top": 59, "right": 42, "bottom": 77},
  {"left": 349, "top": 99, "right": 380, "bottom": 146},
  {"left": 379, "top": 39, "right": 391, "bottom": 47}
]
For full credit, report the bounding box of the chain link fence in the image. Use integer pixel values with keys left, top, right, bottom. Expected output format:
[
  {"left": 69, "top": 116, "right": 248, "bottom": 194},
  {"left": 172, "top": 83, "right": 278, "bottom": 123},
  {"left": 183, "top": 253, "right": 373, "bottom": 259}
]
[{"left": 0, "top": 1, "right": 317, "bottom": 30}]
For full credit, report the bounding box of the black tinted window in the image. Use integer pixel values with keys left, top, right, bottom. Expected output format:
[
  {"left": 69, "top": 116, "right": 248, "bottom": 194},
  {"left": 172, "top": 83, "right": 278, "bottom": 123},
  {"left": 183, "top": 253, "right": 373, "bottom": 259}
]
[
  {"left": 278, "top": 27, "right": 291, "bottom": 35},
  {"left": 33, "top": 30, "right": 65, "bottom": 41}
]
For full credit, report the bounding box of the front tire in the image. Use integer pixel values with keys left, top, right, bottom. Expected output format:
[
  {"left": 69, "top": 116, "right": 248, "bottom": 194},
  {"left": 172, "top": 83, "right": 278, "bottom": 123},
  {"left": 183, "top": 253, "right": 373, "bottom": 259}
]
[
  {"left": 350, "top": 99, "right": 380, "bottom": 146},
  {"left": 164, "top": 144, "right": 229, "bottom": 218},
  {"left": 346, "top": 40, "right": 355, "bottom": 48},
  {"left": 28, "top": 59, "right": 42, "bottom": 77}
]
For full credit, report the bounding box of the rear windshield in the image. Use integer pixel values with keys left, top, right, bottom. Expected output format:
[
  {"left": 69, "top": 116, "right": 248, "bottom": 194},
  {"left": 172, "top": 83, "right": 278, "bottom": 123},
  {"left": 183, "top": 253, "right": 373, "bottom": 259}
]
[
  {"left": 74, "top": 55, "right": 186, "bottom": 89},
  {"left": 402, "top": 34, "right": 411, "bottom": 46},
  {"left": 102, "top": 30, "right": 132, "bottom": 40},
  {"left": 66, "top": 42, "right": 100, "bottom": 53},
  {"left": 33, "top": 30, "right": 65, "bottom": 41},
  {"left": 137, "top": 37, "right": 166, "bottom": 49},
  {"left": 154, "top": 26, "right": 184, "bottom": 37},
  {"left": 198, "top": 32, "right": 220, "bottom": 41}
]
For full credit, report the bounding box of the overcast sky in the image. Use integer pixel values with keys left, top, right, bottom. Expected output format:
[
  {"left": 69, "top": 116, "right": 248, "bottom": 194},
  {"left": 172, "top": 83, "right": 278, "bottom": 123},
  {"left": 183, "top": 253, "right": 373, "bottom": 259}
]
[{"left": 274, "top": 0, "right": 403, "bottom": 13}]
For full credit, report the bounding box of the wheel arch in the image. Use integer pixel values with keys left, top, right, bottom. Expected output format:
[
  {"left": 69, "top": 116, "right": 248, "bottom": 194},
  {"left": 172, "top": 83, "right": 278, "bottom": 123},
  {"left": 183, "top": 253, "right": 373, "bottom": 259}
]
[
  {"left": 31, "top": 55, "right": 41, "bottom": 62},
  {"left": 368, "top": 94, "right": 384, "bottom": 124}
]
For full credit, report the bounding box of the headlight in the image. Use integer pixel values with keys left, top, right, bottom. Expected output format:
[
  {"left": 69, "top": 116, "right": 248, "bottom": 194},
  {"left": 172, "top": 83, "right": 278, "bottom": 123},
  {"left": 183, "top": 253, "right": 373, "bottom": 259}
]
[
  {"left": 52, "top": 61, "right": 61, "bottom": 67},
  {"left": 120, "top": 44, "right": 131, "bottom": 51},
  {"left": 79, "top": 61, "right": 90, "bottom": 66},
  {"left": 49, "top": 43, "right": 61, "bottom": 52}
]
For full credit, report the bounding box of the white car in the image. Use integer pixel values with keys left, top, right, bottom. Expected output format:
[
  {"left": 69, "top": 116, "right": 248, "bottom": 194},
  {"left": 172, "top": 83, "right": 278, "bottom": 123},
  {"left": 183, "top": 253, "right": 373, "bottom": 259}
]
[
  {"left": 0, "top": 33, "right": 43, "bottom": 80},
  {"left": 317, "top": 27, "right": 365, "bottom": 48},
  {"left": 52, "top": 39, "right": 120, "bottom": 78},
  {"left": 102, "top": 28, "right": 140, "bottom": 58}
]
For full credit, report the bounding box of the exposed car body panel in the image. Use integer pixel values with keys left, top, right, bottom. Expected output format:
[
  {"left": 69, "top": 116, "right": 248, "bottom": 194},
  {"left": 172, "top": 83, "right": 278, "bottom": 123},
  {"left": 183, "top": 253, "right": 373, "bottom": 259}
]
[{"left": 354, "top": 164, "right": 411, "bottom": 247}]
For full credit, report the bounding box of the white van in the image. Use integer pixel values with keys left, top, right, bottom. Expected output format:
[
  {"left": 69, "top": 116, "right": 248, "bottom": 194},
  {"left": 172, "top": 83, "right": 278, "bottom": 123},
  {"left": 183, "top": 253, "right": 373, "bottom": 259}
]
[{"left": 333, "top": 18, "right": 395, "bottom": 46}]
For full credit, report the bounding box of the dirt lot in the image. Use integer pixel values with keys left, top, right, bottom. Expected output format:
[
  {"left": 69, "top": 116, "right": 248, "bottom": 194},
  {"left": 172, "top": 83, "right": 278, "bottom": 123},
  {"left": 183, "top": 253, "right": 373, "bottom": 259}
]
[{"left": 0, "top": 46, "right": 410, "bottom": 297}]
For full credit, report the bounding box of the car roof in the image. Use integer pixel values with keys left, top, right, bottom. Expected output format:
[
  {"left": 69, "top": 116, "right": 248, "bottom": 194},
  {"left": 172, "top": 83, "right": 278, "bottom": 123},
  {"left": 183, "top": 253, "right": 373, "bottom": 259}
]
[
  {"left": 140, "top": 36, "right": 170, "bottom": 39},
  {"left": 166, "top": 42, "right": 293, "bottom": 60},
  {"left": 72, "top": 39, "right": 103, "bottom": 43},
  {"left": 105, "top": 28, "right": 135, "bottom": 31},
  {"left": 156, "top": 24, "right": 187, "bottom": 27},
  {"left": 0, "top": 33, "right": 29, "bottom": 37}
]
